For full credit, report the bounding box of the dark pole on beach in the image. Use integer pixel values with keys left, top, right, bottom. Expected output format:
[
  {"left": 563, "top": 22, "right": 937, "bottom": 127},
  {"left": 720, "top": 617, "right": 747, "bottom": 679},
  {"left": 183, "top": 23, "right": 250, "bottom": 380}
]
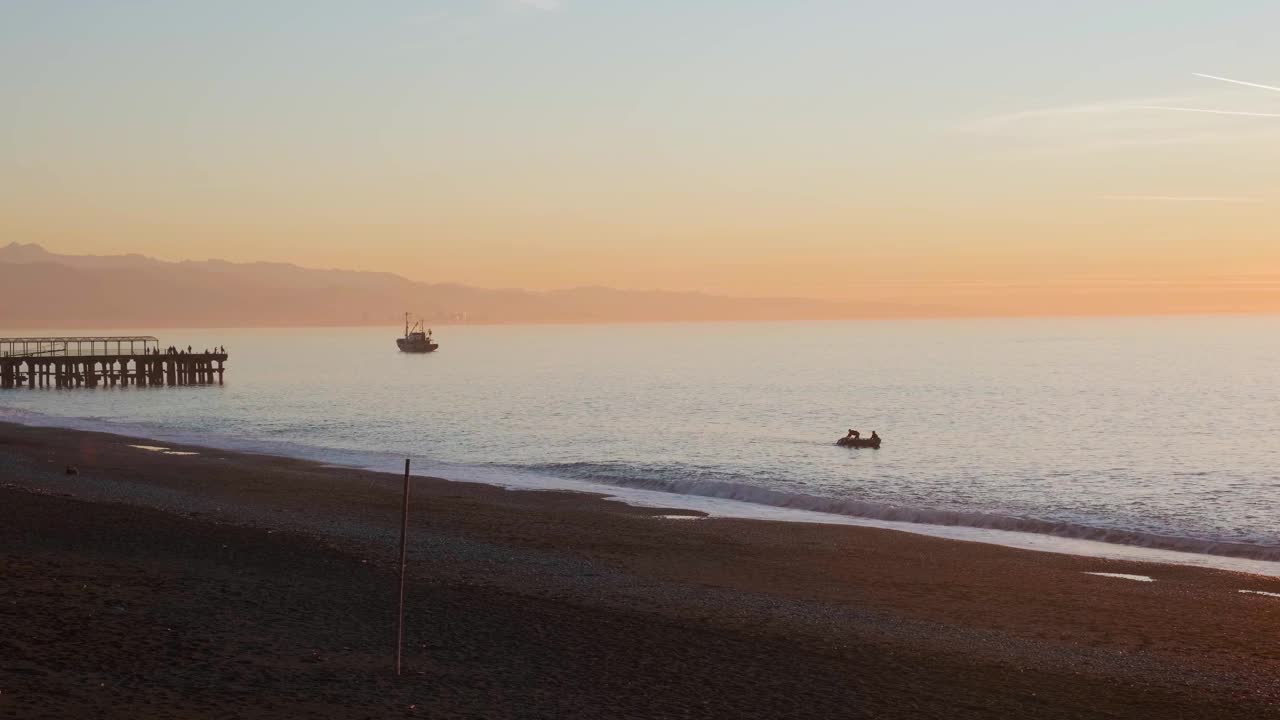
[{"left": 396, "top": 458, "right": 411, "bottom": 676}]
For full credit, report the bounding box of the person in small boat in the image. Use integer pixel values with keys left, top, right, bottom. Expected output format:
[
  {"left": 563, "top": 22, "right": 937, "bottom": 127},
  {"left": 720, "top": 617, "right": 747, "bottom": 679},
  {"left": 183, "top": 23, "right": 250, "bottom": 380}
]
[
  {"left": 870, "top": 431, "right": 880, "bottom": 443},
  {"left": 846, "top": 429, "right": 860, "bottom": 440}
]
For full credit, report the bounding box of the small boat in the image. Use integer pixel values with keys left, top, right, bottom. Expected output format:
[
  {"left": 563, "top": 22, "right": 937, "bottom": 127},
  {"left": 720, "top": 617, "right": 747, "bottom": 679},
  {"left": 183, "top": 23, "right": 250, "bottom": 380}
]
[
  {"left": 836, "top": 435, "right": 881, "bottom": 448},
  {"left": 396, "top": 313, "right": 439, "bottom": 353}
]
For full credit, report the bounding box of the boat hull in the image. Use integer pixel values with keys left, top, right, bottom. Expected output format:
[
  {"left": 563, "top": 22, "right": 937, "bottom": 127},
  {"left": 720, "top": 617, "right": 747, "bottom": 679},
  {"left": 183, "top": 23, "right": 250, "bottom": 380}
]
[
  {"left": 396, "top": 339, "right": 438, "bottom": 353},
  {"left": 836, "top": 437, "right": 880, "bottom": 448}
]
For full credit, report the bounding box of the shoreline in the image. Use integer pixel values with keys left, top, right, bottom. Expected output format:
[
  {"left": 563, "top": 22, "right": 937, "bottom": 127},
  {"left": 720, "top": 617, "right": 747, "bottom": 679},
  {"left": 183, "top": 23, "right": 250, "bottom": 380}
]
[
  {"left": 4, "top": 420, "right": 1280, "bottom": 717},
  {"left": 3, "top": 411, "right": 1279, "bottom": 575}
]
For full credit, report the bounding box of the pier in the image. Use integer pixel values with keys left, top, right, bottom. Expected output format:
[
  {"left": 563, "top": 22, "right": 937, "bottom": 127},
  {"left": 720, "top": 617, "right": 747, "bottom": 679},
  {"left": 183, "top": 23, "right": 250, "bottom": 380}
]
[{"left": 0, "top": 336, "right": 228, "bottom": 390}]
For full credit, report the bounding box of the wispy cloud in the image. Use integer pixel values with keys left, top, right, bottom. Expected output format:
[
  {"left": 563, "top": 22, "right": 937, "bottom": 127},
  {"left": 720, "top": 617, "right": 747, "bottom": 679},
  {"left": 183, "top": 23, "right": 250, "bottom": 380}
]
[
  {"left": 961, "top": 92, "right": 1231, "bottom": 136},
  {"left": 1102, "top": 195, "right": 1265, "bottom": 203},
  {"left": 513, "top": 0, "right": 563, "bottom": 10},
  {"left": 1194, "top": 73, "right": 1280, "bottom": 94},
  {"left": 959, "top": 74, "right": 1280, "bottom": 202},
  {"left": 1121, "top": 73, "right": 1280, "bottom": 120},
  {"left": 405, "top": 9, "right": 454, "bottom": 26},
  {"left": 1009, "top": 129, "right": 1280, "bottom": 159},
  {"left": 960, "top": 84, "right": 1280, "bottom": 154},
  {"left": 1123, "top": 74, "right": 1280, "bottom": 120},
  {"left": 968, "top": 74, "right": 1280, "bottom": 133},
  {"left": 402, "top": 0, "right": 561, "bottom": 41},
  {"left": 960, "top": 100, "right": 1157, "bottom": 134},
  {"left": 1132, "top": 106, "right": 1280, "bottom": 119}
]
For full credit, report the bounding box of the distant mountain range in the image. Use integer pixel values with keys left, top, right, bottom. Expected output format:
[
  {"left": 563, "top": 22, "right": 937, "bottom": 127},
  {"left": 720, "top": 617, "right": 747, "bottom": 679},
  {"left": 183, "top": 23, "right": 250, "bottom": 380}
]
[{"left": 0, "top": 243, "right": 927, "bottom": 329}]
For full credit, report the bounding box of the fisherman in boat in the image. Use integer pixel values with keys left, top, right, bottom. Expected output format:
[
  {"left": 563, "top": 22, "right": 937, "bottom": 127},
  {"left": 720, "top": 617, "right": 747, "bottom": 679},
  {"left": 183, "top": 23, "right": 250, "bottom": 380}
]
[{"left": 837, "top": 428, "right": 882, "bottom": 447}]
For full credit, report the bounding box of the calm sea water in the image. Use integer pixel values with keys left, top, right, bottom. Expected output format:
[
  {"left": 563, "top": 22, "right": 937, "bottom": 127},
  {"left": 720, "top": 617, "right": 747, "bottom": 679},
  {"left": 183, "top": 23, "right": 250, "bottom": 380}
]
[{"left": 3, "top": 318, "right": 1279, "bottom": 565}]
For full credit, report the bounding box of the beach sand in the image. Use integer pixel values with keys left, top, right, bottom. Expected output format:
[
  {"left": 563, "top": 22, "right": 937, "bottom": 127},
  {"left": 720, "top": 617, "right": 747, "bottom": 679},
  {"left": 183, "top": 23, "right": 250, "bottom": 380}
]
[{"left": 1, "top": 421, "right": 1278, "bottom": 718}]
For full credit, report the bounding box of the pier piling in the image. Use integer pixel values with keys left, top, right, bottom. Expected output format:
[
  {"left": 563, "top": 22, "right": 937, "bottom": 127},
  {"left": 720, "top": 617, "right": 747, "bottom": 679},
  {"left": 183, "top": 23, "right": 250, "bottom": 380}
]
[{"left": 0, "top": 336, "right": 228, "bottom": 390}]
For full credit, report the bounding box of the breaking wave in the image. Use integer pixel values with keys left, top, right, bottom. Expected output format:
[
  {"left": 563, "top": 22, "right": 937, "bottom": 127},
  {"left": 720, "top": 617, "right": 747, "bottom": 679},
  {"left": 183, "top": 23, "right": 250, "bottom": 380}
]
[
  {"left": 513, "top": 460, "right": 1280, "bottom": 562},
  {"left": 4, "top": 405, "right": 1279, "bottom": 565}
]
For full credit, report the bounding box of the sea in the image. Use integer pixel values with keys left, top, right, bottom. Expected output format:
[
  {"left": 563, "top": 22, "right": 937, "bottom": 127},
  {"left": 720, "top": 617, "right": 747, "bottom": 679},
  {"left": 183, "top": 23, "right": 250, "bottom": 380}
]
[{"left": 3, "top": 317, "right": 1279, "bottom": 575}]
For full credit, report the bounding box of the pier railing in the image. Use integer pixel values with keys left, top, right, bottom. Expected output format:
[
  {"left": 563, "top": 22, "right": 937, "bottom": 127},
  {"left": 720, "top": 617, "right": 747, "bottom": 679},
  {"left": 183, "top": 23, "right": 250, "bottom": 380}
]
[
  {"left": 0, "top": 336, "right": 227, "bottom": 389},
  {"left": 0, "top": 336, "right": 160, "bottom": 358}
]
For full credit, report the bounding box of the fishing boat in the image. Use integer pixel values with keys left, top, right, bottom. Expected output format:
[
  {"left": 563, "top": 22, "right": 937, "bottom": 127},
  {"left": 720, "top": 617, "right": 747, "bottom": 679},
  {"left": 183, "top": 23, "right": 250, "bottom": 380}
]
[{"left": 396, "top": 313, "right": 438, "bottom": 353}]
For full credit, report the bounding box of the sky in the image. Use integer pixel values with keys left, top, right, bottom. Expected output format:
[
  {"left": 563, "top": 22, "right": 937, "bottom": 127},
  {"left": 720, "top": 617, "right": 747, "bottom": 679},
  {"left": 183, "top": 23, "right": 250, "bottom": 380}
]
[{"left": 3, "top": 0, "right": 1280, "bottom": 315}]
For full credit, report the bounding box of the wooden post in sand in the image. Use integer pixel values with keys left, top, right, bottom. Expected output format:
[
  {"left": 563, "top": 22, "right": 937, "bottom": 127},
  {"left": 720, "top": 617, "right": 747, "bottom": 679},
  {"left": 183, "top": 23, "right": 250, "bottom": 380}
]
[{"left": 396, "top": 458, "right": 411, "bottom": 676}]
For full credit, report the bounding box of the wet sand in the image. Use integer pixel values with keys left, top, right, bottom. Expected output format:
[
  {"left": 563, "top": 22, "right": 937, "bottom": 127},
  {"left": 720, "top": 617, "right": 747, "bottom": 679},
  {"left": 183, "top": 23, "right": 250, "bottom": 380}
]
[{"left": 1, "top": 420, "right": 1278, "bottom": 718}]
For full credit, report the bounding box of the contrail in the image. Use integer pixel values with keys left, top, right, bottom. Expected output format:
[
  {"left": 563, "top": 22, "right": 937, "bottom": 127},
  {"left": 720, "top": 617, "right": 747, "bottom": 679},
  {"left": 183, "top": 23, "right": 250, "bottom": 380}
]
[
  {"left": 1135, "top": 105, "right": 1280, "bottom": 118},
  {"left": 1193, "top": 73, "right": 1280, "bottom": 93}
]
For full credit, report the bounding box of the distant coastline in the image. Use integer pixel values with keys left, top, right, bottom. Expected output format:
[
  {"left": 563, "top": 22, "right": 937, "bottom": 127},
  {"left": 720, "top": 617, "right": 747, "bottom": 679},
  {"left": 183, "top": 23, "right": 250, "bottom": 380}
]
[
  {"left": 4, "top": 242, "right": 1278, "bottom": 328},
  {"left": 0, "top": 242, "right": 928, "bottom": 327}
]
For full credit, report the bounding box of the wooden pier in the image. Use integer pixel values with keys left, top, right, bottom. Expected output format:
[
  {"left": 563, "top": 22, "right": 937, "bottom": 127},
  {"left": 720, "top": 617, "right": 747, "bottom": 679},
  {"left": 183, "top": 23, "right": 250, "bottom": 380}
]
[{"left": 0, "top": 336, "right": 228, "bottom": 390}]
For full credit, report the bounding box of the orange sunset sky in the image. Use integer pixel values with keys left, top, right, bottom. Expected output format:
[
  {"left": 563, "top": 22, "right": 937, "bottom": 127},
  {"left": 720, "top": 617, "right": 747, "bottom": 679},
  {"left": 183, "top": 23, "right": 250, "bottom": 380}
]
[{"left": 4, "top": 1, "right": 1280, "bottom": 317}]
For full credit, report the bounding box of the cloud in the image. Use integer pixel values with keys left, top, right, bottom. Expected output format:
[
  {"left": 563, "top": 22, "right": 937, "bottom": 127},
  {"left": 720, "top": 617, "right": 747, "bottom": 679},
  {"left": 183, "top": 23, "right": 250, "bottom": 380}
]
[
  {"left": 405, "top": 0, "right": 562, "bottom": 31},
  {"left": 405, "top": 9, "right": 454, "bottom": 25},
  {"left": 1011, "top": 126, "right": 1280, "bottom": 157},
  {"left": 961, "top": 100, "right": 1150, "bottom": 133},
  {"left": 959, "top": 84, "right": 1280, "bottom": 154},
  {"left": 1133, "top": 106, "right": 1280, "bottom": 119},
  {"left": 958, "top": 75, "right": 1280, "bottom": 202},
  {"left": 962, "top": 89, "right": 1270, "bottom": 132},
  {"left": 1194, "top": 73, "right": 1280, "bottom": 94},
  {"left": 1101, "top": 195, "right": 1265, "bottom": 203},
  {"left": 1120, "top": 74, "right": 1280, "bottom": 121},
  {"left": 514, "top": 0, "right": 563, "bottom": 10}
]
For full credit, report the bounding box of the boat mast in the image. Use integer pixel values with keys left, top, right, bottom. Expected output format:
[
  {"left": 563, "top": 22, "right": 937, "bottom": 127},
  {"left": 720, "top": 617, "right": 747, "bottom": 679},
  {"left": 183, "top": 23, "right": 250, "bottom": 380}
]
[{"left": 404, "top": 312, "right": 410, "bottom": 338}]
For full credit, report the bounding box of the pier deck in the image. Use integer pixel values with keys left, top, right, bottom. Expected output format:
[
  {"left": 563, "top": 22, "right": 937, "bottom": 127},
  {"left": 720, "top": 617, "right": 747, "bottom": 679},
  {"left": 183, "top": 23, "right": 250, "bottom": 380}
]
[{"left": 0, "top": 336, "right": 228, "bottom": 389}]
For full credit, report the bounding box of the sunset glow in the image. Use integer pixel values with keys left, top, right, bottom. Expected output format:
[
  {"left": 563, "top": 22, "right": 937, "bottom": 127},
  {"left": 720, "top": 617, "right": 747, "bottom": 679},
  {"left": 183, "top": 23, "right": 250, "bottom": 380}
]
[{"left": 4, "top": 1, "right": 1280, "bottom": 316}]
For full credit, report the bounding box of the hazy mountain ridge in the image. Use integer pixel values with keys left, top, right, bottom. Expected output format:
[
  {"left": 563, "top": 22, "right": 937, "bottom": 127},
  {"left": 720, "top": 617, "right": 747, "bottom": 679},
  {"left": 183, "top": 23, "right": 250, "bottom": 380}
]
[{"left": 0, "top": 243, "right": 916, "bottom": 329}]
